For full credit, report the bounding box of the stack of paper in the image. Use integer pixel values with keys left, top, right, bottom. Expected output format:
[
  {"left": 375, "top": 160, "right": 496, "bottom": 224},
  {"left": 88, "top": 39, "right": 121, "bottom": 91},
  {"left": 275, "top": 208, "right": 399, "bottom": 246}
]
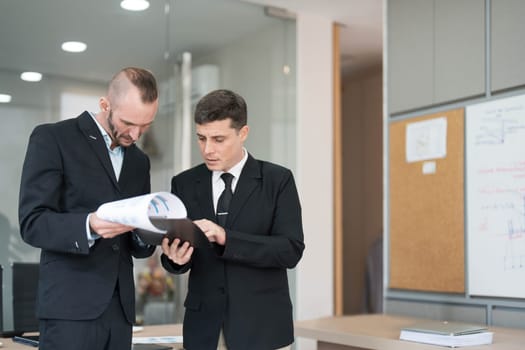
[{"left": 399, "top": 320, "right": 493, "bottom": 347}]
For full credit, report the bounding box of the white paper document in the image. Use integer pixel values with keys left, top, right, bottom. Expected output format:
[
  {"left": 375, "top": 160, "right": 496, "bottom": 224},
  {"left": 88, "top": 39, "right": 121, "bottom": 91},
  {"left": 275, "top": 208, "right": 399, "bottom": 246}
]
[
  {"left": 132, "top": 336, "right": 183, "bottom": 344},
  {"left": 96, "top": 192, "right": 187, "bottom": 233},
  {"left": 406, "top": 117, "right": 447, "bottom": 162}
]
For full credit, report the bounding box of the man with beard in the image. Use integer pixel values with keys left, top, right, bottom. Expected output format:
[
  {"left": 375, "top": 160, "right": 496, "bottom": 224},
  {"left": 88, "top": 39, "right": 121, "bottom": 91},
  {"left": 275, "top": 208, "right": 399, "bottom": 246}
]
[{"left": 19, "top": 67, "right": 158, "bottom": 350}]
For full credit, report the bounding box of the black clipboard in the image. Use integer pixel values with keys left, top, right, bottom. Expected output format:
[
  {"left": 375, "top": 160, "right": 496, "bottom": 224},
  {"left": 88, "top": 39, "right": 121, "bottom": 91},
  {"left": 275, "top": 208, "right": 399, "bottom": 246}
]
[{"left": 136, "top": 218, "right": 208, "bottom": 247}]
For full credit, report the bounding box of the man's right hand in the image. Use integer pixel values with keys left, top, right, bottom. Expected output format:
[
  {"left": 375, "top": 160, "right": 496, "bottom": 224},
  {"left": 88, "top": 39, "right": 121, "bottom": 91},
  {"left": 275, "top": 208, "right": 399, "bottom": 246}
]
[
  {"left": 161, "top": 237, "right": 193, "bottom": 265},
  {"left": 89, "top": 212, "right": 135, "bottom": 239}
]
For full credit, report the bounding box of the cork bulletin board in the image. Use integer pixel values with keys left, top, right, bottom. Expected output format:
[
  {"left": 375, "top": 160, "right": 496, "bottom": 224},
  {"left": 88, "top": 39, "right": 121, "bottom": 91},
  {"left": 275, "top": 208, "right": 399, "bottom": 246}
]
[{"left": 389, "top": 108, "right": 465, "bottom": 293}]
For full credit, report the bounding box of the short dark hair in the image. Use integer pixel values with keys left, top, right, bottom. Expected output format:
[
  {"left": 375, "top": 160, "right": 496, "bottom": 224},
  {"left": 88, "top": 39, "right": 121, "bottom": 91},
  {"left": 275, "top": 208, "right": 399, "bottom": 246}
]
[
  {"left": 194, "top": 89, "right": 247, "bottom": 130},
  {"left": 109, "top": 67, "right": 158, "bottom": 104}
]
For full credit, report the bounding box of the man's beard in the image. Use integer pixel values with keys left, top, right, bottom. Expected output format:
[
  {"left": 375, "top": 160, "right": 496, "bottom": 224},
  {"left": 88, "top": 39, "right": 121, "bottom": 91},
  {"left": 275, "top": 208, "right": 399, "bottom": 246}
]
[
  {"left": 107, "top": 110, "right": 130, "bottom": 148},
  {"left": 107, "top": 111, "right": 119, "bottom": 141}
]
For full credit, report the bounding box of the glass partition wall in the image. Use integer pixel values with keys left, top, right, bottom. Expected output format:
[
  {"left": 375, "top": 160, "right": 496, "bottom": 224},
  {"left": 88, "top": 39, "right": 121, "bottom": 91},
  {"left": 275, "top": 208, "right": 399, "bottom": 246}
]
[{"left": 0, "top": 0, "right": 296, "bottom": 329}]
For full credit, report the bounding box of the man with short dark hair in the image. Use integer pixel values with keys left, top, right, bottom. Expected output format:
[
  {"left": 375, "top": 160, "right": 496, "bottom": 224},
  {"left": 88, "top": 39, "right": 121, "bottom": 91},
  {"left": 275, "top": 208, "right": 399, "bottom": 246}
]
[{"left": 161, "top": 89, "right": 305, "bottom": 350}]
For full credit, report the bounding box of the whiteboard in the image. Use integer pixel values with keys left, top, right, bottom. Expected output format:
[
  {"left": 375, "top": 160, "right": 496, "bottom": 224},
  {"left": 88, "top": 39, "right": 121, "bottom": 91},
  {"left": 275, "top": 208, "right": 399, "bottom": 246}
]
[{"left": 466, "top": 94, "right": 525, "bottom": 298}]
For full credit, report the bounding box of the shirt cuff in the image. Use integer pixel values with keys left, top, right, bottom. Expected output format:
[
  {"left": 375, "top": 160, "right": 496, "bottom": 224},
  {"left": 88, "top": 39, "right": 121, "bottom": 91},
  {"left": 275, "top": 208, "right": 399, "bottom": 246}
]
[{"left": 86, "top": 213, "right": 100, "bottom": 247}]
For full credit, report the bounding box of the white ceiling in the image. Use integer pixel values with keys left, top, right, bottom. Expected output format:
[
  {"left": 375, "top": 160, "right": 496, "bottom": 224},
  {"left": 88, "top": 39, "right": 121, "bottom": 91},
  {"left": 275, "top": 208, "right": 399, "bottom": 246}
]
[
  {"left": 243, "top": 0, "right": 383, "bottom": 74},
  {"left": 0, "top": 0, "right": 382, "bottom": 83}
]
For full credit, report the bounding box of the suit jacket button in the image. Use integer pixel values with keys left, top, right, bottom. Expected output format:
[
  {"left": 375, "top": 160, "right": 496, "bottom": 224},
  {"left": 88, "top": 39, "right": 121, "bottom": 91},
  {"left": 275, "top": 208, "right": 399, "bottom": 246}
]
[{"left": 112, "top": 244, "right": 120, "bottom": 251}]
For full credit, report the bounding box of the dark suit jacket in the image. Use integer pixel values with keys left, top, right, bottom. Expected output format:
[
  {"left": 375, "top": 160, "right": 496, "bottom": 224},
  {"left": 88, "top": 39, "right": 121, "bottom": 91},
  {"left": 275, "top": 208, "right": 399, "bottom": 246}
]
[
  {"left": 19, "top": 112, "right": 155, "bottom": 324},
  {"left": 162, "top": 154, "right": 305, "bottom": 350}
]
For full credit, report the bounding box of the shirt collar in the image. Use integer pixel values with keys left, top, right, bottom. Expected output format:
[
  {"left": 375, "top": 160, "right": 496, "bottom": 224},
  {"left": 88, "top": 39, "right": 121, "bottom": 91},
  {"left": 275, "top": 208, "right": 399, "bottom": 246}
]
[
  {"left": 89, "top": 112, "right": 121, "bottom": 152},
  {"left": 212, "top": 148, "right": 248, "bottom": 185}
]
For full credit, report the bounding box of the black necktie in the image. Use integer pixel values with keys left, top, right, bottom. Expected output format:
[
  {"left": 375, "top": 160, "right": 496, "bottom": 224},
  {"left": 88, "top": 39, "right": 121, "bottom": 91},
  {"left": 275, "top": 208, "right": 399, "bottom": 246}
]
[{"left": 217, "top": 173, "right": 234, "bottom": 227}]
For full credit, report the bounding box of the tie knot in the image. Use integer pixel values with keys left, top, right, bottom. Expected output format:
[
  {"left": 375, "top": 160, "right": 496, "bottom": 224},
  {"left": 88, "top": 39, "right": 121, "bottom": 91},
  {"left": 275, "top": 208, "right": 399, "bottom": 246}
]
[{"left": 221, "top": 173, "right": 234, "bottom": 189}]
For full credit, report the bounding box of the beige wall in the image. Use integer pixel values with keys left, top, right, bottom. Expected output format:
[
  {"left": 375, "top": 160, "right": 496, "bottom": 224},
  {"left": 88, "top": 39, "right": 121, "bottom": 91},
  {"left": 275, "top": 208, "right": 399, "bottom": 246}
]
[
  {"left": 295, "top": 13, "right": 335, "bottom": 350},
  {"left": 341, "top": 66, "right": 383, "bottom": 314}
]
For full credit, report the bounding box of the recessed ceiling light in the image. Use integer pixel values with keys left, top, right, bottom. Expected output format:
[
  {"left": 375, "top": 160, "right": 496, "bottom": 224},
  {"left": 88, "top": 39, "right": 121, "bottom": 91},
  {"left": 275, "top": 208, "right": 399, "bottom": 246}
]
[
  {"left": 0, "top": 93, "right": 12, "bottom": 103},
  {"left": 21, "top": 72, "right": 43, "bottom": 82},
  {"left": 61, "top": 41, "right": 87, "bottom": 53},
  {"left": 120, "top": 0, "right": 150, "bottom": 11}
]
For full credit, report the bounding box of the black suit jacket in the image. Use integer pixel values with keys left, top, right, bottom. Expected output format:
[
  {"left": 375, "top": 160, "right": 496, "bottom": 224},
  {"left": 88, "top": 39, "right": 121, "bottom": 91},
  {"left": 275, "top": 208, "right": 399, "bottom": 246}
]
[
  {"left": 19, "top": 112, "right": 155, "bottom": 323},
  {"left": 162, "top": 154, "right": 305, "bottom": 350}
]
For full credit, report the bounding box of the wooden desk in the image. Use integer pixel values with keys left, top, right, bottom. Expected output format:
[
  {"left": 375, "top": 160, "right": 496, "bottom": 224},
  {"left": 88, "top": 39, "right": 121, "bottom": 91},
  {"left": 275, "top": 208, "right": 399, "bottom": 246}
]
[
  {"left": 295, "top": 314, "right": 525, "bottom": 350},
  {"left": 0, "top": 324, "right": 183, "bottom": 350}
]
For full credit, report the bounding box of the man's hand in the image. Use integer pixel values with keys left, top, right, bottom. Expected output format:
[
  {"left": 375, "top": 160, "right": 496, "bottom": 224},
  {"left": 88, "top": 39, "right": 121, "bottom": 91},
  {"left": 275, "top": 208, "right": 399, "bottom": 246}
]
[
  {"left": 89, "top": 212, "right": 134, "bottom": 239},
  {"left": 193, "top": 219, "right": 226, "bottom": 245},
  {"left": 161, "top": 238, "right": 193, "bottom": 265}
]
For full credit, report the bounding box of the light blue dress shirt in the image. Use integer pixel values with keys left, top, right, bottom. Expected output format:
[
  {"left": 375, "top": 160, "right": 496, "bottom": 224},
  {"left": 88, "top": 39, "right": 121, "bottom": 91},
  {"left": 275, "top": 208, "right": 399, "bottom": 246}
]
[{"left": 85, "top": 113, "right": 124, "bottom": 246}]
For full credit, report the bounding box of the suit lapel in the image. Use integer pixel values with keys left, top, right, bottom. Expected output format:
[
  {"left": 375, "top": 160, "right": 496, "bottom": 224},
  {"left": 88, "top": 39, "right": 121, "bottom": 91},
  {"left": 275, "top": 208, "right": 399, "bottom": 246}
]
[
  {"left": 227, "top": 155, "right": 260, "bottom": 226},
  {"left": 118, "top": 147, "right": 133, "bottom": 189},
  {"left": 195, "top": 167, "right": 216, "bottom": 220},
  {"left": 77, "top": 112, "right": 120, "bottom": 191}
]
